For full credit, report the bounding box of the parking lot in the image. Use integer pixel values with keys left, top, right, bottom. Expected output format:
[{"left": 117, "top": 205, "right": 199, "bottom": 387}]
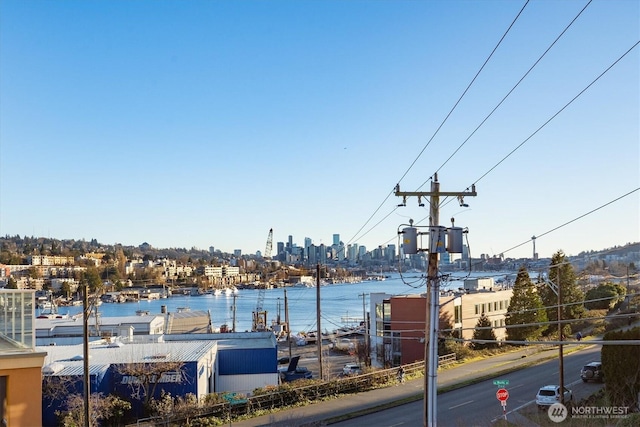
[{"left": 277, "top": 336, "right": 366, "bottom": 379}]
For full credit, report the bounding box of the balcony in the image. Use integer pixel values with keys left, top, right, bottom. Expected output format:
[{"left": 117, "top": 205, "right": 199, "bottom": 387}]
[{"left": 0, "top": 290, "right": 35, "bottom": 352}]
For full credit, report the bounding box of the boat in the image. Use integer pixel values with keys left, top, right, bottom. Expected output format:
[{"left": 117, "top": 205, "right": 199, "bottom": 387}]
[
  {"left": 36, "top": 301, "right": 69, "bottom": 319},
  {"left": 213, "top": 289, "right": 222, "bottom": 296}
]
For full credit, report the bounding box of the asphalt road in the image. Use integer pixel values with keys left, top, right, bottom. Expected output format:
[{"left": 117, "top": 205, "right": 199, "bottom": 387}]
[{"left": 332, "top": 346, "right": 603, "bottom": 427}]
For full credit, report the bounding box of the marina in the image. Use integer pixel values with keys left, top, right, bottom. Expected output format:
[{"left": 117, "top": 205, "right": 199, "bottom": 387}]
[{"left": 43, "top": 271, "right": 516, "bottom": 335}]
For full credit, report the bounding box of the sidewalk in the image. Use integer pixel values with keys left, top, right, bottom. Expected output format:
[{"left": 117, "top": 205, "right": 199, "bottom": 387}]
[{"left": 231, "top": 345, "right": 571, "bottom": 427}]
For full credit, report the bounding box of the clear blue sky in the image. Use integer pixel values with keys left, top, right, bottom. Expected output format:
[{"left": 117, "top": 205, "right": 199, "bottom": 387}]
[{"left": 1, "top": 0, "right": 638, "bottom": 260}]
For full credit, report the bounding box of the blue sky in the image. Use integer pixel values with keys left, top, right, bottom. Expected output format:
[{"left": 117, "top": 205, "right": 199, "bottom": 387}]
[{"left": 1, "top": 0, "right": 638, "bottom": 260}]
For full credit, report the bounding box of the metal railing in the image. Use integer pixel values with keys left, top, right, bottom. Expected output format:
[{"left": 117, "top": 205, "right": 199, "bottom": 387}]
[{"left": 130, "top": 363, "right": 430, "bottom": 426}]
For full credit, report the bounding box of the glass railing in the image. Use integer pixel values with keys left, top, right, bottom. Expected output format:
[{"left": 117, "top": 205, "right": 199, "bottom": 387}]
[{"left": 0, "top": 290, "right": 35, "bottom": 351}]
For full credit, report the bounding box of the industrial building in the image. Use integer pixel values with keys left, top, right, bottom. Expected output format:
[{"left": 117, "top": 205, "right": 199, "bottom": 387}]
[{"left": 39, "top": 332, "right": 277, "bottom": 426}]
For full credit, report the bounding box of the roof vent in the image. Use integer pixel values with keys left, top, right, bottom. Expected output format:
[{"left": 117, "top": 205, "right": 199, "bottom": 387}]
[
  {"left": 43, "top": 362, "right": 65, "bottom": 375},
  {"left": 70, "top": 354, "right": 91, "bottom": 361},
  {"left": 147, "top": 353, "right": 170, "bottom": 359}
]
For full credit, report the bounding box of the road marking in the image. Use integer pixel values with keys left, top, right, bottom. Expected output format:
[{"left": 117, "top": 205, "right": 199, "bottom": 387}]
[{"left": 449, "top": 400, "right": 474, "bottom": 409}]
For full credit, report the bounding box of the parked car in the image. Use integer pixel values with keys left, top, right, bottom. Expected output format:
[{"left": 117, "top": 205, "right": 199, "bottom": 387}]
[
  {"left": 335, "top": 338, "right": 355, "bottom": 351},
  {"left": 278, "top": 356, "right": 313, "bottom": 382},
  {"left": 536, "top": 385, "right": 573, "bottom": 409},
  {"left": 343, "top": 363, "right": 362, "bottom": 376},
  {"left": 580, "top": 361, "right": 604, "bottom": 382}
]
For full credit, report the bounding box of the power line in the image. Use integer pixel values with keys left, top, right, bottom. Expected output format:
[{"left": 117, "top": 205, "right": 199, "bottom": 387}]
[
  {"left": 430, "top": 0, "right": 593, "bottom": 182},
  {"left": 471, "top": 40, "right": 639, "bottom": 188},
  {"left": 362, "top": 38, "right": 639, "bottom": 257},
  {"left": 342, "top": 2, "right": 530, "bottom": 249},
  {"left": 494, "top": 188, "right": 640, "bottom": 257}
]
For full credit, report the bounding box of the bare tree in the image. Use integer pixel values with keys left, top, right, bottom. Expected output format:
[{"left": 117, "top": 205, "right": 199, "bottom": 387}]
[
  {"left": 55, "top": 393, "right": 131, "bottom": 427},
  {"left": 116, "top": 359, "right": 186, "bottom": 413}
]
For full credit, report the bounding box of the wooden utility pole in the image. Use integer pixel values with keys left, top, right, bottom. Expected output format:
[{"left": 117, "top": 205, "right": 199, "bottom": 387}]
[
  {"left": 285, "top": 289, "right": 292, "bottom": 360},
  {"left": 316, "top": 264, "right": 323, "bottom": 380},
  {"left": 360, "top": 293, "right": 369, "bottom": 366},
  {"left": 558, "top": 267, "right": 564, "bottom": 404},
  {"left": 232, "top": 294, "right": 237, "bottom": 332},
  {"left": 82, "top": 283, "right": 90, "bottom": 427},
  {"left": 395, "top": 174, "right": 477, "bottom": 427}
]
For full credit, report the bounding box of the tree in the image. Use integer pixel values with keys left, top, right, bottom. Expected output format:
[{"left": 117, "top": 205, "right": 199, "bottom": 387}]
[
  {"left": 56, "top": 392, "right": 132, "bottom": 427},
  {"left": 439, "top": 309, "right": 455, "bottom": 355},
  {"left": 27, "top": 266, "right": 40, "bottom": 279},
  {"left": 471, "top": 313, "right": 497, "bottom": 350},
  {"left": 61, "top": 281, "right": 72, "bottom": 299},
  {"left": 602, "top": 327, "right": 640, "bottom": 408},
  {"left": 539, "top": 251, "right": 585, "bottom": 336},
  {"left": 584, "top": 282, "right": 626, "bottom": 310},
  {"left": 505, "top": 265, "right": 547, "bottom": 342},
  {"left": 6, "top": 277, "right": 18, "bottom": 289},
  {"left": 83, "top": 267, "right": 103, "bottom": 294},
  {"left": 116, "top": 359, "right": 185, "bottom": 414},
  {"left": 116, "top": 248, "right": 127, "bottom": 277}
]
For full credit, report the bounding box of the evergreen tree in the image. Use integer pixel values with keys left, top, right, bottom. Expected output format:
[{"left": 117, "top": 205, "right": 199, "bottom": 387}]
[
  {"left": 471, "top": 313, "right": 497, "bottom": 350},
  {"left": 584, "top": 282, "right": 626, "bottom": 310},
  {"left": 539, "top": 250, "right": 585, "bottom": 336},
  {"left": 505, "top": 265, "right": 547, "bottom": 342}
]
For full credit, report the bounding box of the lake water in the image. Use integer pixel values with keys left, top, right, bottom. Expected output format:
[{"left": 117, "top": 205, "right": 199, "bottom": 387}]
[{"left": 53, "top": 271, "right": 515, "bottom": 334}]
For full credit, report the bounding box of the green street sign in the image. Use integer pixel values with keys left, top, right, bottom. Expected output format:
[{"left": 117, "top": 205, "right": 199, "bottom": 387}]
[{"left": 493, "top": 380, "right": 509, "bottom": 386}]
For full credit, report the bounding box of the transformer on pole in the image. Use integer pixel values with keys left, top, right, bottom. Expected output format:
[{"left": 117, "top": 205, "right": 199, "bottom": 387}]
[{"left": 395, "top": 174, "right": 477, "bottom": 427}]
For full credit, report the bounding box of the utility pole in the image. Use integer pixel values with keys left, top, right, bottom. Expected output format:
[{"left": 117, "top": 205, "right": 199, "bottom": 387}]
[
  {"left": 285, "top": 289, "right": 292, "bottom": 360},
  {"left": 232, "top": 294, "right": 237, "bottom": 332},
  {"left": 395, "top": 173, "right": 476, "bottom": 427},
  {"left": 360, "top": 293, "right": 369, "bottom": 366},
  {"left": 543, "top": 270, "right": 565, "bottom": 405},
  {"left": 82, "top": 282, "right": 90, "bottom": 427},
  {"left": 316, "top": 263, "right": 323, "bottom": 380},
  {"left": 557, "top": 267, "right": 564, "bottom": 405}
]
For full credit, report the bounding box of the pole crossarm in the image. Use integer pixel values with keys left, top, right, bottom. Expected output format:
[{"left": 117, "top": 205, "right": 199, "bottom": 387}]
[{"left": 394, "top": 185, "right": 477, "bottom": 198}]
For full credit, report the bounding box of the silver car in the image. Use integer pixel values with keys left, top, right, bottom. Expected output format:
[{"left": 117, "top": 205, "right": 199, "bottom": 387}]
[{"left": 536, "top": 385, "right": 573, "bottom": 409}]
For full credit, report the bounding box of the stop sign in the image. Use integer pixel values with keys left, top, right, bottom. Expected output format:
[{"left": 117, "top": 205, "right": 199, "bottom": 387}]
[{"left": 496, "top": 388, "right": 509, "bottom": 402}]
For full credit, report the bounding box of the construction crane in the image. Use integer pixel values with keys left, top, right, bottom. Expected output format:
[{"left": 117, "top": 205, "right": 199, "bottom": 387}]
[
  {"left": 265, "top": 228, "right": 273, "bottom": 259},
  {"left": 253, "top": 228, "right": 272, "bottom": 331}
]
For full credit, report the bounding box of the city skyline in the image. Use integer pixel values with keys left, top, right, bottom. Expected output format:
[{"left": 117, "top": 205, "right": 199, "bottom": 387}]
[{"left": 1, "top": 1, "right": 638, "bottom": 260}]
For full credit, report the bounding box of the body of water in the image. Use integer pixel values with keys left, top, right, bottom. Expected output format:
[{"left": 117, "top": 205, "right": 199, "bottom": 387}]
[{"left": 51, "top": 271, "right": 516, "bottom": 334}]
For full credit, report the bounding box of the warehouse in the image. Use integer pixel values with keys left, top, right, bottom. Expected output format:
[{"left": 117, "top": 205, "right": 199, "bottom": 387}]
[{"left": 39, "top": 332, "right": 277, "bottom": 425}]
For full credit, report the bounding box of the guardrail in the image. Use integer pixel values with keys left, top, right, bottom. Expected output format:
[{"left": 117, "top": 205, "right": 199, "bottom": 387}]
[
  {"left": 439, "top": 352, "right": 457, "bottom": 366},
  {"left": 128, "top": 358, "right": 457, "bottom": 426}
]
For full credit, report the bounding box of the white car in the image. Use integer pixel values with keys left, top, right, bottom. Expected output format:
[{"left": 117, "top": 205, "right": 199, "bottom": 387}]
[
  {"left": 536, "top": 385, "right": 573, "bottom": 409},
  {"left": 343, "top": 363, "right": 362, "bottom": 376}
]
